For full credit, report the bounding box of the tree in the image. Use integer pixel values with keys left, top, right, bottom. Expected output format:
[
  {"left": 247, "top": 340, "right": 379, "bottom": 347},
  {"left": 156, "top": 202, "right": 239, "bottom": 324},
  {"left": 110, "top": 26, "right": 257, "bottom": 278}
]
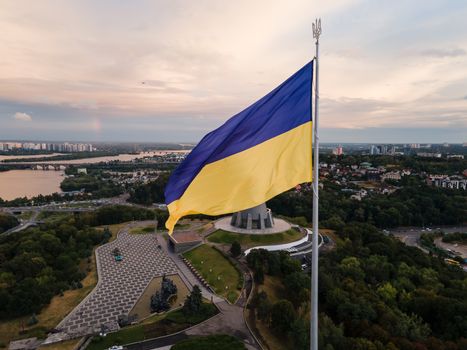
[
  {"left": 161, "top": 275, "right": 177, "bottom": 300},
  {"left": 0, "top": 213, "right": 19, "bottom": 233},
  {"left": 150, "top": 291, "right": 169, "bottom": 312},
  {"left": 102, "top": 227, "right": 112, "bottom": 242},
  {"left": 283, "top": 272, "right": 310, "bottom": 307},
  {"left": 270, "top": 300, "right": 295, "bottom": 333},
  {"left": 150, "top": 275, "right": 177, "bottom": 313},
  {"left": 254, "top": 264, "right": 264, "bottom": 284},
  {"left": 376, "top": 282, "right": 397, "bottom": 303},
  {"left": 289, "top": 318, "right": 309, "bottom": 350},
  {"left": 256, "top": 292, "right": 272, "bottom": 321},
  {"left": 27, "top": 313, "right": 38, "bottom": 326},
  {"left": 230, "top": 241, "right": 241, "bottom": 257},
  {"left": 183, "top": 285, "right": 202, "bottom": 315}
]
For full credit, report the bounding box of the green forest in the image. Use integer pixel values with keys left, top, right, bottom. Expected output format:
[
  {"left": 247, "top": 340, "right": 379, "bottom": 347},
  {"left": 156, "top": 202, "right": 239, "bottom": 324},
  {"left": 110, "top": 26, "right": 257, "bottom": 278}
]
[
  {"left": 0, "top": 214, "right": 18, "bottom": 234},
  {"left": 0, "top": 205, "right": 164, "bottom": 319},
  {"left": 128, "top": 173, "right": 169, "bottom": 205},
  {"left": 0, "top": 217, "right": 107, "bottom": 318},
  {"left": 268, "top": 178, "right": 466, "bottom": 229},
  {"left": 247, "top": 223, "right": 467, "bottom": 350},
  {"left": 60, "top": 173, "right": 122, "bottom": 198}
]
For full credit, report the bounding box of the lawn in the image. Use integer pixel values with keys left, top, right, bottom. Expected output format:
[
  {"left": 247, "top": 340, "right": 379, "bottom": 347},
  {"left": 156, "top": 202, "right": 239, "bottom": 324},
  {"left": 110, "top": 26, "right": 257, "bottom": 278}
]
[
  {"left": 130, "top": 225, "right": 156, "bottom": 234},
  {"left": 172, "top": 334, "right": 246, "bottom": 350},
  {"left": 86, "top": 303, "right": 217, "bottom": 350},
  {"left": 37, "top": 211, "right": 73, "bottom": 224},
  {"left": 184, "top": 245, "right": 242, "bottom": 303},
  {"left": 257, "top": 275, "right": 285, "bottom": 303},
  {"left": 96, "top": 222, "right": 129, "bottom": 241},
  {"left": 207, "top": 229, "right": 303, "bottom": 248},
  {"left": 18, "top": 211, "right": 34, "bottom": 220}
]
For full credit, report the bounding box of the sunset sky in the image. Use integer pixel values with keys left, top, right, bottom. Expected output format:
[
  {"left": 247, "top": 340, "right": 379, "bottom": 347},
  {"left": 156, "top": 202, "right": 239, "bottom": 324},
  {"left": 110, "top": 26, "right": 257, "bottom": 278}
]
[{"left": 0, "top": 0, "right": 466, "bottom": 143}]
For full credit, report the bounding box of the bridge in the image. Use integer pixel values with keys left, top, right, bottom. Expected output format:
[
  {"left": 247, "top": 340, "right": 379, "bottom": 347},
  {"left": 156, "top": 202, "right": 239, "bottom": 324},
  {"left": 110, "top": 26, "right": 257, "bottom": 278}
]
[{"left": 30, "top": 164, "right": 68, "bottom": 171}]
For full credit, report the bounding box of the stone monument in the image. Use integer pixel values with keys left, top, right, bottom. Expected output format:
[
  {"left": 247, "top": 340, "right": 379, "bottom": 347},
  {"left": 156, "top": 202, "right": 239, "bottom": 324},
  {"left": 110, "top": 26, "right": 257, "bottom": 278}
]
[{"left": 230, "top": 203, "right": 274, "bottom": 230}]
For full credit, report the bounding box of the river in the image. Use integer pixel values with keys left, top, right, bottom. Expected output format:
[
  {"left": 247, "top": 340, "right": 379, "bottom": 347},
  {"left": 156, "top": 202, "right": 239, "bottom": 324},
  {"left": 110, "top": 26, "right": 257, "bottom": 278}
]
[
  {"left": 0, "top": 170, "right": 64, "bottom": 200},
  {"left": 0, "top": 150, "right": 190, "bottom": 200}
]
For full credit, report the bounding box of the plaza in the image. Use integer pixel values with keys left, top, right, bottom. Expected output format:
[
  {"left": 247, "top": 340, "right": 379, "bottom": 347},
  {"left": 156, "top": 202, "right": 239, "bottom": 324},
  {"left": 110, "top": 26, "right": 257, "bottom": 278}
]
[{"left": 55, "top": 223, "right": 177, "bottom": 338}]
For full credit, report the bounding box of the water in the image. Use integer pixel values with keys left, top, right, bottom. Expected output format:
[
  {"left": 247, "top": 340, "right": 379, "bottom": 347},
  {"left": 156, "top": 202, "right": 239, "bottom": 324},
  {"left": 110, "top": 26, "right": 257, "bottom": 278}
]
[
  {"left": 0, "top": 150, "right": 190, "bottom": 200},
  {"left": 1, "top": 150, "right": 189, "bottom": 165},
  {"left": 0, "top": 170, "right": 64, "bottom": 200}
]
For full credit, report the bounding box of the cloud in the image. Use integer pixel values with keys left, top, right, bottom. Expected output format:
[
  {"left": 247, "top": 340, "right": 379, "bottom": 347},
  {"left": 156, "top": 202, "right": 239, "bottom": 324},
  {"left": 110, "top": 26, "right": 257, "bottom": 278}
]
[
  {"left": 420, "top": 48, "right": 466, "bottom": 58},
  {"left": 13, "top": 112, "right": 32, "bottom": 121}
]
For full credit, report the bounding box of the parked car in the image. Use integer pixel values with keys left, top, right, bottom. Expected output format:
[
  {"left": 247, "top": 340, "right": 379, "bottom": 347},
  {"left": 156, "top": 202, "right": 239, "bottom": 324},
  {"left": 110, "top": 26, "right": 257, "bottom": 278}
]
[{"left": 108, "top": 346, "right": 124, "bottom": 350}]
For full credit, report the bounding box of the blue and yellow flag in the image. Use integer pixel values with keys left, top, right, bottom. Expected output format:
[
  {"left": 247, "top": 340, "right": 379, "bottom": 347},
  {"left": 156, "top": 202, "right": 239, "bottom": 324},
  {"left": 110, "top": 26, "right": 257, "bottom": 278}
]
[{"left": 165, "top": 61, "right": 313, "bottom": 233}]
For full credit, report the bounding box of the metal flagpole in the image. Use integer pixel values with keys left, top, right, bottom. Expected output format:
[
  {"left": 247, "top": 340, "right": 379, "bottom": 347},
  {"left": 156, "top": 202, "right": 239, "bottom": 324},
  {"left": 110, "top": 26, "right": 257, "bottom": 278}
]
[{"left": 311, "top": 18, "right": 321, "bottom": 350}]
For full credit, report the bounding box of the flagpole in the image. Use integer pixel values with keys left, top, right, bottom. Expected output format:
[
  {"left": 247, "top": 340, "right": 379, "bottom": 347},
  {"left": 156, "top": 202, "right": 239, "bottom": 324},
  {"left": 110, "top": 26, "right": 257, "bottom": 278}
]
[{"left": 311, "top": 18, "right": 321, "bottom": 350}]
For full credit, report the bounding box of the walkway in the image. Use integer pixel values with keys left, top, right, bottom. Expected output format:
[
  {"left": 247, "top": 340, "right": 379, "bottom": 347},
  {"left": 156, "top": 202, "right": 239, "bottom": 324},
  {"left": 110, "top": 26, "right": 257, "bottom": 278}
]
[
  {"left": 125, "top": 302, "right": 257, "bottom": 350},
  {"left": 157, "top": 233, "right": 223, "bottom": 303},
  {"left": 123, "top": 232, "right": 260, "bottom": 350}
]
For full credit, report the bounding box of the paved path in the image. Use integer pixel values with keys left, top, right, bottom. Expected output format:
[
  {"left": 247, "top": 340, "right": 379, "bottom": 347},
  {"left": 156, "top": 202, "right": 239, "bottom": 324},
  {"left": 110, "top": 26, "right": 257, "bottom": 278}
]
[
  {"left": 157, "top": 234, "right": 223, "bottom": 303},
  {"left": 186, "top": 301, "right": 256, "bottom": 346},
  {"left": 55, "top": 222, "right": 177, "bottom": 338},
  {"left": 125, "top": 302, "right": 257, "bottom": 350},
  {"left": 123, "top": 233, "right": 260, "bottom": 350},
  {"left": 435, "top": 238, "right": 467, "bottom": 259}
]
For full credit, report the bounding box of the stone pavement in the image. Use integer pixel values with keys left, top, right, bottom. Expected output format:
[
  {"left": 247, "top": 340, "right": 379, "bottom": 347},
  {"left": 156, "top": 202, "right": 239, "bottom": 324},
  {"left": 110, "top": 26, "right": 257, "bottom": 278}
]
[
  {"left": 186, "top": 301, "right": 257, "bottom": 347},
  {"left": 55, "top": 222, "right": 177, "bottom": 338}
]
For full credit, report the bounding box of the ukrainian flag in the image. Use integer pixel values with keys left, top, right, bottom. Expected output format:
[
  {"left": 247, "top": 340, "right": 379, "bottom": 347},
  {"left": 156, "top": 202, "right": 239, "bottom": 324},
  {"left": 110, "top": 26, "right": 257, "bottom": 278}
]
[{"left": 165, "top": 61, "right": 313, "bottom": 233}]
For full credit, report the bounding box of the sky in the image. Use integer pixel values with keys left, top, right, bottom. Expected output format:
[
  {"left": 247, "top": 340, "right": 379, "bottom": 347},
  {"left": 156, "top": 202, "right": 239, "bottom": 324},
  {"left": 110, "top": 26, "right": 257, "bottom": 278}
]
[{"left": 0, "top": 0, "right": 466, "bottom": 143}]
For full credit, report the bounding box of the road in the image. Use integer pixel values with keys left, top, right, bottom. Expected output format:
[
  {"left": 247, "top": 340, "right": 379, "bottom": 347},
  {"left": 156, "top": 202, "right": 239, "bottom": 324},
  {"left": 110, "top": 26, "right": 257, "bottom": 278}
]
[
  {"left": 1, "top": 210, "right": 40, "bottom": 236},
  {"left": 391, "top": 225, "right": 467, "bottom": 254}
]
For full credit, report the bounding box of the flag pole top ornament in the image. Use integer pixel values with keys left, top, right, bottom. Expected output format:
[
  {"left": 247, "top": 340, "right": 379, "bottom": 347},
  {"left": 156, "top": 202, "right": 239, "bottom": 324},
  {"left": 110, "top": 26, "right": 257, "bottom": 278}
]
[{"left": 312, "top": 18, "right": 322, "bottom": 41}]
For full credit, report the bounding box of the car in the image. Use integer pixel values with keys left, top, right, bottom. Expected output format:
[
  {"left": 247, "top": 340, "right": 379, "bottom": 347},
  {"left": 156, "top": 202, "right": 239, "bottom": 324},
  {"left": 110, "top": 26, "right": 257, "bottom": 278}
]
[{"left": 108, "top": 346, "right": 124, "bottom": 350}]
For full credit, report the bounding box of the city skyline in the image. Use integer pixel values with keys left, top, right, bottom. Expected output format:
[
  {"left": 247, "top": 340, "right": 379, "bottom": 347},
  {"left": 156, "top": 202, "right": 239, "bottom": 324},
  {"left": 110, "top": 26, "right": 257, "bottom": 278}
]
[{"left": 1, "top": 0, "right": 466, "bottom": 143}]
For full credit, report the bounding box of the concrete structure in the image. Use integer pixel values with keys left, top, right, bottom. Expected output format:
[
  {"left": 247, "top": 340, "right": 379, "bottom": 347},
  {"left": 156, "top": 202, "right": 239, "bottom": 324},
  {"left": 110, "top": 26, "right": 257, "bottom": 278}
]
[
  {"left": 215, "top": 216, "right": 291, "bottom": 235},
  {"left": 230, "top": 203, "right": 274, "bottom": 230},
  {"left": 243, "top": 228, "right": 324, "bottom": 257},
  {"left": 168, "top": 231, "right": 202, "bottom": 253},
  {"left": 8, "top": 337, "right": 42, "bottom": 350}
]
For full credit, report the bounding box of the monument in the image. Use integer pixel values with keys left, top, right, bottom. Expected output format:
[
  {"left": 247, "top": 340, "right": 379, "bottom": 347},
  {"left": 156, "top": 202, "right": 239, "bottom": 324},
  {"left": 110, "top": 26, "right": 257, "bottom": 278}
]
[
  {"left": 230, "top": 203, "right": 274, "bottom": 230},
  {"left": 215, "top": 202, "right": 291, "bottom": 234}
]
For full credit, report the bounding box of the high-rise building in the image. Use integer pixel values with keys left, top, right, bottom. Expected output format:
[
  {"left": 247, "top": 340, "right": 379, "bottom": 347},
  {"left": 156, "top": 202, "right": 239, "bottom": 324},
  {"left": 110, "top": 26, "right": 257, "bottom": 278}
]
[
  {"left": 332, "top": 145, "right": 343, "bottom": 155},
  {"left": 370, "top": 145, "right": 380, "bottom": 155}
]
